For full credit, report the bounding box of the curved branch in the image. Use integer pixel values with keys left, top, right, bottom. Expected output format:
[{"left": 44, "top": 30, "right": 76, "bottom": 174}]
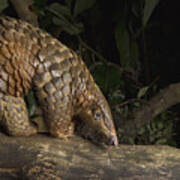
[
  {"left": 121, "top": 82, "right": 180, "bottom": 137},
  {"left": 10, "top": 0, "right": 38, "bottom": 26}
]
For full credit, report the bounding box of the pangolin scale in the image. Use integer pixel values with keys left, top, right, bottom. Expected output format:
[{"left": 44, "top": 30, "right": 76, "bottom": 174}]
[{"left": 0, "top": 16, "right": 118, "bottom": 146}]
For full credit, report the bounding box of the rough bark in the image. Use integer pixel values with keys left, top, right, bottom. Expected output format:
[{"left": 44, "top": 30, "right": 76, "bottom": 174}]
[{"left": 1, "top": 132, "right": 180, "bottom": 180}]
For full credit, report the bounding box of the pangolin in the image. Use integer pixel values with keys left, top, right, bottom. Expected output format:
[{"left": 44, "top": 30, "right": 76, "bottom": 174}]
[{"left": 0, "top": 16, "right": 118, "bottom": 146}]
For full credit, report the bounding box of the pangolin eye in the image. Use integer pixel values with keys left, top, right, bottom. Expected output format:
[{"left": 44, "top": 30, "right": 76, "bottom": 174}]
[{"left": 95, "top": 112, "right": 102, "bottom": 119}]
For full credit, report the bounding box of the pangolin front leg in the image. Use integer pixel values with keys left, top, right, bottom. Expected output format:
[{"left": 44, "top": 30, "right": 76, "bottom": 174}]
[
  {"left": 32, "top": 47, "right": 75, "bottom": 138},
  {"left": 0, "top": 95, "right": 37, "bottom": 136},
  {"left": 45, "top": 106, "right": 74, "bottom": 138},
  {"left": 35, "top": 93, "right": 74, "bottom": 138},
  {"left": 33, "top": 68, "right": 75, "bottom": 138}
]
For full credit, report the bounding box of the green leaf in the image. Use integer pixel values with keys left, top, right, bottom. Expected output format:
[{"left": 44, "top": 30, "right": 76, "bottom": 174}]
[
  {"left": 0, "top": 0, "right": 8, "bottom": 12},
  {"left": 138, "top": 128, "right": 145, "bottom": 135},
  {"left": 24, "top": 91, "right": 37, "bottom": 117},
  {"left": 91, "top": 62, "right": 123, "bottom": 94},
  {"left": 115, "top": 20, "right": 139, "bottom": 70},
  {"left": 49, "top": 3, "right": 71, "bottom": 17},
  {"left": 134, "top": 102, "right": 140, "bottom": 107},
  {"left": 47, "top": 4, "right": 84, "bottom": 35},
  {"left": 150, "top": 136, "right": 155, "bottom": 142},
  {"left": 52, "top": 17, "right": 83, "bottom": 35},
  {"left": 137, "top": 86, "right": 149, "bottom": 99},
  {"left": 157, "top": 122, "right": 164, "bottom": 129},
  {"left": 130, "top": 41, "right": 139, "bottom": 68},
  {"left": 74, "top": 0, "right": 96, "bottom": 17},
  {"left": 115, "top": 22, "right": 130, "bottom": 68},
  {"left": 128, "top": 137, "right": 135, "bottom": 145},
  {"left": 151, "top": 122, "right": 156, "bottom": 130},
  {"left": 155, "top": 138, "right": 167, "bottom": 145},
  {"left": 143, "top": 0, "right": 160, "bottom": 27},
  {"left": 65, "top": 0, "right": 73, "bottom": 9},
  {"left": 33, "top": 0, "right": 48, "bottom": 7}
]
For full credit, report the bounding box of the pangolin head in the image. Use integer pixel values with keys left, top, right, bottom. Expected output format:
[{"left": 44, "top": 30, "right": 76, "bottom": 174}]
[{"left": 77, "top": 85, "right": 118, "bottom": 146}]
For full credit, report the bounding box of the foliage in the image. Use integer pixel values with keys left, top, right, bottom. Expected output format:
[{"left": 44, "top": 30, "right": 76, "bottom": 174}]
[
  {"left": 32, "top": 0, "right": 96, "bottom": 36},
  {"left": 0, "top": 0, "right": 8, "bottom": 13},
  {"left": 31, "top": 0, "right": 161, "bottom": 85},
  {"left": 118, "top": 110, "right": 177, "bottom": 146},
  {"left": 90, "top": 62, "right": 123, "bottom": 96},
  {"left": 135, "top": 111, "right": 177, "bottom": 146},
  {"left": 115, "top": 0, "right": 160, "bottom": 73},
  {"left": 143, "top": 0, "right": 160, "bottom": 27},
  {"left": 24, "top": 91, "right": 37, "bottom": 117}
]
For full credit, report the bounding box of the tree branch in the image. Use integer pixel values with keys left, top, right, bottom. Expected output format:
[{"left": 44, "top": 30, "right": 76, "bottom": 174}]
[
  {"left": 121, "top": 82, "right": 180, "bottom": 138},
  {"left": 10, "top": 0, "right": 38, "bottom": 26}
]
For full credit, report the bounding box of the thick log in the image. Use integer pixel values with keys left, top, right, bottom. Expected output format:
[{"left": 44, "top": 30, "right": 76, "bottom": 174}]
[{"left": 0, "top": 132, "right": 180, "bottom": 180}]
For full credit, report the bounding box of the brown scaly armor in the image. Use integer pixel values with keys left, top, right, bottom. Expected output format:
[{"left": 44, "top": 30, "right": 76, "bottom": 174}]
[{"left": 0, "top": 16, "right": 118, "bottom": 146}]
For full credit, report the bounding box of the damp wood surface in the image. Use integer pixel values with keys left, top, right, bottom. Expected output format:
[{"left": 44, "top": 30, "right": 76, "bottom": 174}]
[{"left": 1, "top": 132, "right": 180, "bottom": 180}]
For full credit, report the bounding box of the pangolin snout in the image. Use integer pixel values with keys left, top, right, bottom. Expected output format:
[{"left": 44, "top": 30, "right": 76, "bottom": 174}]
[{"left": 108, "top": 134, "right": 118, "bottom": 146}]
